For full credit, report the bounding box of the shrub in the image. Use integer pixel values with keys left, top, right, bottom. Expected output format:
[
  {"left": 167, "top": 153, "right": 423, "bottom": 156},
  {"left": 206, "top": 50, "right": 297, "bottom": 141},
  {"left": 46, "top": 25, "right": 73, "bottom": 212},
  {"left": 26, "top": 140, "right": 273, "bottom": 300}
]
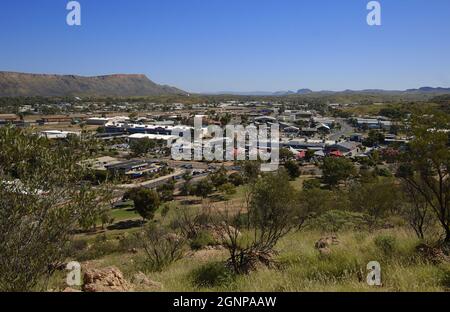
[
  {"left": 191, "top": 262, "right": 235, "bottom": 287},
  {"left": 218, "top": 183, "right": 237, "bottom": 196},
  {"left": 284, "top": 160, "right": 301, "bottom": 180},
  {"left": 303, "top": 178, "right": 321, "bottom": 191},
  {"left": 75, "top": 239, "right": 118, "bottom": 261},
  {"left": 118, "top": 233, "right": 141, "bottom": 252},
  {"left": 309, "top": 210, "right": 369, "bottom": 232},
  {"left": 190, "top": 230, "right": 215, "bottom": 250},
  {"left": 141, "top": 224, "right": 186, "bottom": 272},
  {"left": 228, "top": 172, "right": 244, "bottom": 186},
  {"left": 374, "top": 235, "right": 398, "bottom": 255}
]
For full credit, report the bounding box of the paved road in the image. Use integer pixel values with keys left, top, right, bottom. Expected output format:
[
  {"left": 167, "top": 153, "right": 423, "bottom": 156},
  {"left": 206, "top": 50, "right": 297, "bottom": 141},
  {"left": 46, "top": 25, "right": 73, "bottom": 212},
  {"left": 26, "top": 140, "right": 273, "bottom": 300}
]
[{"left": 328, "top": 118, "right": 355, "bottom": 141}]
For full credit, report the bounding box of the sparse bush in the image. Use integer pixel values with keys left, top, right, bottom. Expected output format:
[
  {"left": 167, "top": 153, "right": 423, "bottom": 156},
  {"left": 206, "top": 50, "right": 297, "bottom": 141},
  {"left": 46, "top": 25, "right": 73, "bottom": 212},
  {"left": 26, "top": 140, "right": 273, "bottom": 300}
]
[
  {"left": 118, "top": 233, "right": 142, "bottom": 252},
  {"left": 218, "top": 183, "right": 236, "bottom": 196},
  {"left": 228, "top": 172, "right": 244, "bottom": 186},
  {"left": 217, "top": 169, "right": 303, "bottom": 274},
  {"left": 75, "top": 239, "right": 119, "bottom": 262},
  {"left": 284, "top": 160, "right": 301, "bottom": 180},
  {"left": 191, "top": 262, "right": 235, "bottom": 287},
  {"left": 374, "top": 235, "right": 398, "bottom": 256},
  {"left": 304, "top": 253, "right": 363, "bottom": 283},
  {"left": 303, "top": 178, "right": 321, "bottom": 191},
  {"left": 190, "top": 230, "right": 215, "bottom": 250},
  {"left": 161, "top": 204, "right": 171, "bottom": 218},
  {"left": 141, "top": 224, "right": 186, "bottom": 272},
  {"left": 309, "top": 210, "right": 369, "bottom": 232}
]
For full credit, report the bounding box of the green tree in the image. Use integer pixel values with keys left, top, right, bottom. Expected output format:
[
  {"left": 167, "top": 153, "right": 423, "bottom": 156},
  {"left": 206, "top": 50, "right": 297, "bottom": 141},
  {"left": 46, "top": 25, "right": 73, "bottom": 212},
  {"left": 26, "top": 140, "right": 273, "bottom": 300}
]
[
  {"left": 363, "top": 130, "right": 385, "bottom": 147},
  {"left": 228, "top": 172, "right": 244, "bottom": 186},
  {"left": 242, "top": 161, "right": 260, "bottom": 182},
  {"left": 397, "top": 111, "right": 450, "bottom": 244},
  {"left": 124, "top": 188, "right": 160, "bottom": 220},
  {"left": 130, "top": 138, "right": 156, "bottom": 156},
  {"left": 219, "top": 169, "right": 301, "bottom": 274},
  {"left": 321, "top": 157, "right": 356, "bottom": 187},
  {"left": 284, "top": 160, "right": 301, "bottom": 180},
  {"left": 349, "top": 179, "right": 401, "bottom": 228},
  {"left": 158, "top": 181, "right": 175, "bottom": 202},
  {"left": 280, "top": 148, "right": 294, "bottom": 162},
  {"left": 194, "top": 179, "right": 214, "bottom": 198},
  {"left": 0, "top": 126, "right": 109, "bottom": 291},
  {"left": 210, "top": 166, "right": 228, "bottom": 187}
]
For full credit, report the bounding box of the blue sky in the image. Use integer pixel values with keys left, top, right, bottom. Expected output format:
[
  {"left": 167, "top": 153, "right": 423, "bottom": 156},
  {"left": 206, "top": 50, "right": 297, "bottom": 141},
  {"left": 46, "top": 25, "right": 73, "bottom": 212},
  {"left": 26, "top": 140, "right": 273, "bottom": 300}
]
[{"left": 0, "top": 0, "right": 449, "bottom": 93}]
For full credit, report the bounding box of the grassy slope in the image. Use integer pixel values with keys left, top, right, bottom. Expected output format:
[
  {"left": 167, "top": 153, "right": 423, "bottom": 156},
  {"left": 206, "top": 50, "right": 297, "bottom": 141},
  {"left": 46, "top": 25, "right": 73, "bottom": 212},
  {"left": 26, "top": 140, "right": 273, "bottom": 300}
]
[
  {"left": 65, "top": 228, "right": 449, "bottom": 292},
  {"left": 57, "top": 177, "right": 450, "bottom": 292}
]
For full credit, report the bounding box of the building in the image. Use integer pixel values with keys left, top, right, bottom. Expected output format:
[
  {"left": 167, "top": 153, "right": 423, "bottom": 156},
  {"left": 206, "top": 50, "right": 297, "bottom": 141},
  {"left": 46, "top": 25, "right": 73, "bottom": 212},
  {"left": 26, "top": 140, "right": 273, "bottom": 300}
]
[
  {"left": 39, "top": 130, "right": 80, "bottom": 139},
  {"left": 86, "top": 117, "right": 110, "bottom": 125},
  {"left": 84, "top": 156, "right": 121, "bottom": 171},
  {"left": 105, "top": 122, "right": 192, "bottom": 137},
  {"left": 313, "top": 117, "right": 335, "bottom": 127},
  {"left": 128, "top": 133, "right": 179, "bottom": 147},
  {"left": 0, "top": 114, "right": 19, "bottom": 122},
  {"left": 283, "top": 140, "right": 326, "bottom": 151},
  {"left": 0, "top": 114, "right": 28, "bottom": 127},
  {"left": 350, "top": 133, "right": 363, "bottom": 142},
  {"left": 327, "top": 141, "right": 361, "bottom": 157},
  {"left": 37, "top": 115, "right": 73, "bottom": 125},
  {"left": 105, "top": 160, "right": 162, "bottom": 178}
]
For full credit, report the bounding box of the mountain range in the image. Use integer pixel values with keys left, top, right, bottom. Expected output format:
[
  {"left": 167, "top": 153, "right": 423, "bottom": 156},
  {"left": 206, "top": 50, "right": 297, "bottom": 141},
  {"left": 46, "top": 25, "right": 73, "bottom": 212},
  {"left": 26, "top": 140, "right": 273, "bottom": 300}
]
[
  {"left": 0, "top": 72, "right": 187, "bottom": 97},
  {"left": 209, "top": 87, "right": 450, "bottom": 96},
  {"left": 0, "top": 71, "right": 449, "bottom": 98}
]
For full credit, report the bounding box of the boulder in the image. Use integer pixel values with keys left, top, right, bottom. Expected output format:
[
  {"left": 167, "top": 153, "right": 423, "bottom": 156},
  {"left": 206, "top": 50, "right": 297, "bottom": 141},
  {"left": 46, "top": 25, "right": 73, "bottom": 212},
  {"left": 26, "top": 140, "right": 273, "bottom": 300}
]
[
  {"left": 82, "top": 266, "right": 132, "bottom": 292},
  {"left": 315, "top": 236, "right": 340, "bottom": 250},
  {"left": 416, "top": 244, "right": 450, "bottom": 264},
  {"left": 318, "top": 247, "right": 332, "bottom": 256},
  {"left": 131, "top": 272, "right": 162, "bottom": 290}
]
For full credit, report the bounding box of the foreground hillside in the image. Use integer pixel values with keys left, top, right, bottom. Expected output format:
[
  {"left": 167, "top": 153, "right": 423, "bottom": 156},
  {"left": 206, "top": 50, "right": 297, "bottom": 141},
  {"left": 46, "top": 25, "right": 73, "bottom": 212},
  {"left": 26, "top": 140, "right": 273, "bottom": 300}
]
[{"left": 0, "top": 72, "right": 187, "bottom": 97}]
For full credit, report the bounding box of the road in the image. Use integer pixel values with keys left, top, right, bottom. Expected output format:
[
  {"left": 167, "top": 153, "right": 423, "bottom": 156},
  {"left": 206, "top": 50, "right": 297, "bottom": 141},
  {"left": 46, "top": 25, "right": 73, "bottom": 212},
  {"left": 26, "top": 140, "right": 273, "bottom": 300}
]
[{"left": 328, "top": 118, "right": 355, "bottom": 141}]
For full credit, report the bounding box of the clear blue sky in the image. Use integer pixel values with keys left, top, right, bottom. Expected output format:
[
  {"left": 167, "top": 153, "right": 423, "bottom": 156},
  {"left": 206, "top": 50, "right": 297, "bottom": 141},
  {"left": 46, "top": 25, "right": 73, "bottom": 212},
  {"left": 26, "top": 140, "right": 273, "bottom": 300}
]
[{"left": 0, "top": 0, "right": 449, "bottom": 93}]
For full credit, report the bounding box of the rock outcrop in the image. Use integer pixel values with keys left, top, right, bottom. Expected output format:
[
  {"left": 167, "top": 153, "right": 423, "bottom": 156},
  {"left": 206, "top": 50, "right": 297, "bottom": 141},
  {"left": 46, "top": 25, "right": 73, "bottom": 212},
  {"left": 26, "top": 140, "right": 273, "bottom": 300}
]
[{"left": 82, "top": 266, "right": 132, "bottom": 292}]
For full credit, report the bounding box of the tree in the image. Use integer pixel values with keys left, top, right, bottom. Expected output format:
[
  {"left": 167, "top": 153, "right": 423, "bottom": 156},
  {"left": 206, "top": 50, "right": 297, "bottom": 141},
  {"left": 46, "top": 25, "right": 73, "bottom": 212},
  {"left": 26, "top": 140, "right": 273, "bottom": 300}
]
[
  {"left": 303, "top": 178, "right": 321, "bottom": 191},
  {"left": 220, "top": 113, "right": 232, "bottom": 126},
  {"left": 217, "top": 170, "right": 301, "bottom": 274},
  {"left": 210, "top": 166, "right": 228, "bottom": 187},
  {"left": 242, "top": 161, "right": 260, "bottom": 182},
  {"left": 397, "top": 111, "right": 450, "bottom": 244},
  {"left": 158, "top": 181, "right": 175, "bottom": 202},
  {"left": 363, "top": 130, "right": 385, "bottom": 147},
  {"left": 228, "top": 172, "right": 244, "bottom": 186},
  {"left": 130, "top": 138, "right": 155, "bottom": 156},
  {"left": 193, "top": 179, "right": 214, "bottom": 198},
  {"left": 401, "top": 181, "right": 432, "bottom": 240},
  {"left": 321, "top": 157, "right": 356, "bottom": 187},
  {"left": 218, "top": 183, "right": 237, "bottom": 196},
  {"left": 140, "top": 223, "right": 185, "bottom": 271},
  {"left": 349, "top": 179, "right": 401, "bottom": 228},
  {"left": 124, "top": 187, "right": 160, "bottom": 220},
  {"left": 284, "top": 160, "right": 301, "bottom": 180},
  {"left": 280, "top": 148, "right": 294, "bottom": 162},
  {"left": 0, "top": 126, "right": 109, "bottom": 291},
  {"left": 180, "top": 172, "right": 193, "bottom": 196}
]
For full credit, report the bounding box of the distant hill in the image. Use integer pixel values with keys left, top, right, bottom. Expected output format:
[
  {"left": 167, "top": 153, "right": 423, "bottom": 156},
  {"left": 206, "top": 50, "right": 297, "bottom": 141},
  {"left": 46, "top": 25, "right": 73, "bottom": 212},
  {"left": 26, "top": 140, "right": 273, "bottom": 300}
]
[
  {"left": 405, "top": 87, "right": 450, "bottom": 93},
  {"left": 0, "top": 72, "right": 187, "bottom": 97},
  {"left": 207, "top": 87, "right": 450, "bottom": 97}
]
